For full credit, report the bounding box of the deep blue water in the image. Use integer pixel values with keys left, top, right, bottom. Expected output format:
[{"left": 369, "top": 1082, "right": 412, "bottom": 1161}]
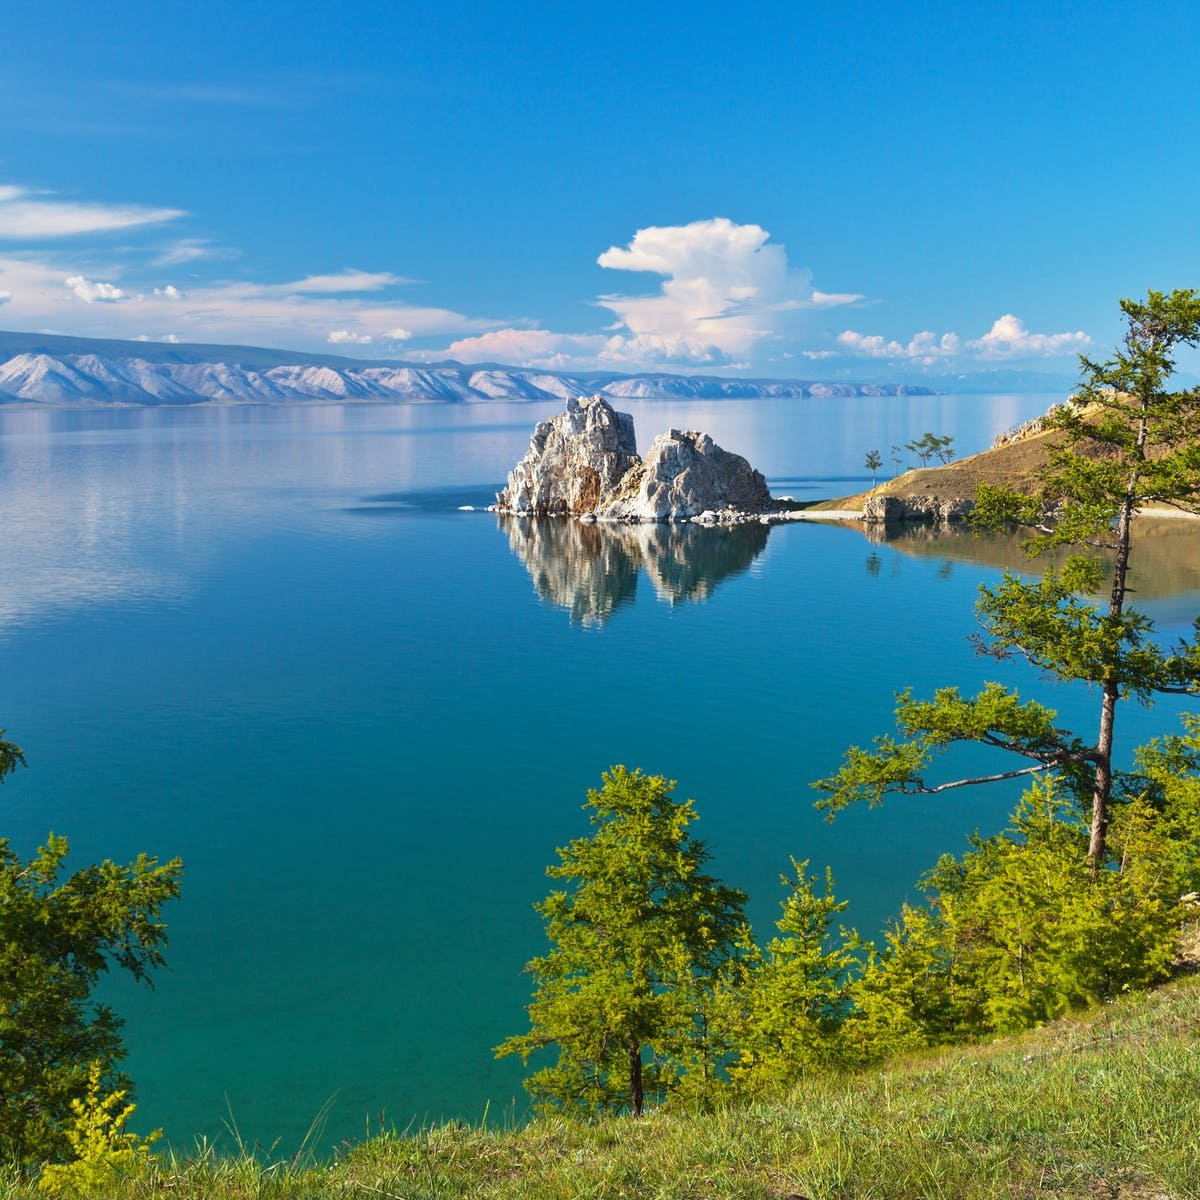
[{"left": 1, "top": 393, "right": 1197, "bottom": 1154}]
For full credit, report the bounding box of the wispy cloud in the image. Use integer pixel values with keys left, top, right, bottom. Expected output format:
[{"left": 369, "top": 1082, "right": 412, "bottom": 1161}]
[
  {"left": 435, "top": 329, "right": 606, "bottom": 369},
  {"left": 281, "top": 269, "right": 411, "bottom": 294},
  {"left": 0, "top": 251, "right": 488, "bottom": 350},
  {"left": 0, "top": 184, "right": 184, "bottom": 239},
  {"left": 152, "top": 238, "right": 227, "bottom": 267}
]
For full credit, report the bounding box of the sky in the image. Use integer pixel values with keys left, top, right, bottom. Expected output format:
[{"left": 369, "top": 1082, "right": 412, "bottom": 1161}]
[{"left": 1, "top": 0, "right": 1198, "bottom": 382}]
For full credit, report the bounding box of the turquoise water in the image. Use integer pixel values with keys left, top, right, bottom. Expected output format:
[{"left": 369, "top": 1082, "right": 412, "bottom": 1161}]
[{"left": 1, "top": 394, "right": 1197, "bottom": 1153}]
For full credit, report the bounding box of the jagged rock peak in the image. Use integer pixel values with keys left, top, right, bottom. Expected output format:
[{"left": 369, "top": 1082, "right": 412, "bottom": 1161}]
[
  {"left": 494, "top": 395, "right": 773, "bottom": 522},
  {"left": 598, "top": 428, "right": 772, "bottom": 522},
  {"left": 496, "top": 395, "right": 640, "bottom": 515}
]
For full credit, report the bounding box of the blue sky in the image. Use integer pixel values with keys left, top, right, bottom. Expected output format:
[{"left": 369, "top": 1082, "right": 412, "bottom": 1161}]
[{"left": 1, "top": 0, "right": 1197, "bottom": 380}]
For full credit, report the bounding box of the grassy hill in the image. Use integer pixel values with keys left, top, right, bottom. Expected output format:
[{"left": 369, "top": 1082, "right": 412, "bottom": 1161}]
[
  {"left": 7, "top": 972, "right": 1199, "bottom": 1199},
  {"left": 814, "top": 404, "right": 1198, "bottom": 520}
]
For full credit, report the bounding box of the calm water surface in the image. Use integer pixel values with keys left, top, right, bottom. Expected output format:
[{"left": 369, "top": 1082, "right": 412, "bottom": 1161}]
[{"left": 2, "top": 393, "right": 1197, "bottom": 1151}]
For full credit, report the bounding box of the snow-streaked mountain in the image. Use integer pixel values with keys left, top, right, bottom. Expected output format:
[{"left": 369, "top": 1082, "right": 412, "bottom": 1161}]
[{"left": 0, "top": 331, "right": 933, "bottom": 406}]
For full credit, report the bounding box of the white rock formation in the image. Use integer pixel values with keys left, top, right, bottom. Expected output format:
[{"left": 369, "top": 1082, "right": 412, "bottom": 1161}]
[
  {"left": 495, "top": 395, "right": 772, "bottom": 522},
  {"left": 497, "top": 395, "right": 639, "bottom": 515},
  {"left": 597, "top": 428, "right": 771, "bottom": 521}
]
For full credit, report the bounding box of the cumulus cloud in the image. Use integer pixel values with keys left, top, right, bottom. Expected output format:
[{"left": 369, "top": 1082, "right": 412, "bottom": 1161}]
[
  {"left": 838, "top": 317, "right": 1086, "bottom": 364},
  {"left": 837, "top": 329, "right": 960, "bottom": 363},
  {"left": 153, "top": 284, "right": 183, "bottom": 299},
  {"left": 594, "top": 218, "right": 861, "bottom": 364},
  {"left": 968, "top": 313, "right": 1091, "bottom": 358},
  {"left": 0, "top": 185, "right": 184, "bottom": 239},
  {"left": 65, "top": 275, "right": 126, "bottom": 303},
  {"left": 0, "top": 290, "right": 10, "bottom": 305},
  {"left": 328, "top": 330, "right": 373, "bottom": 344}
]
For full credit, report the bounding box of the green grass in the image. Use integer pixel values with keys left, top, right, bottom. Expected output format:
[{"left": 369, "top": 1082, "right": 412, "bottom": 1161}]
[{"left": 7, "top": 976, "right": 1200, "bottom": 1199}]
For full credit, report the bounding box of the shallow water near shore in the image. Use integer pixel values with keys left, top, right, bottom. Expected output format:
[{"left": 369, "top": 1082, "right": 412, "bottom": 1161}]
[{"left": 2, "top": 393, "right": 1198, "bottom": 1153}]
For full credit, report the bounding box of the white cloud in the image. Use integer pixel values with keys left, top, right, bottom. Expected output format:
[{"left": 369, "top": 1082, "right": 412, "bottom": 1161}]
[
  {"left": 838, "top": 317, "right": 1086, "bottom": 365},
  {"left": 811, "top": 290, "right": 865, "bottom": 308},
  {"left": 968, "top": 313, "right": 1091, "bottom": 358},
  {"left": 0, "top": 290, "right": 10, "bottom": 305},
  {"left": 0, "top": 185, "right": 184, "bottom": 239},
  {"left": 0, "top": 252, "right": 487, "bottom": 349},
  {"left": 837, "top": 330, "right": 904, "bottom": 358},
  {"left": 327, "top": 330, "right": 373, "bottom": 344},
  {"left": 65, "top": 274, "right": 126, "bottom": 303},
  {"left": 593, "top": 218, "right": 862, "bottom": 365},
  {"left": 439, "top": 328, "right": 604, "bottom": 369},
  {"left": 284, "top": 269, "right": 406, "bottom": 294},
  {"left": 153, "top": 239, "right": 222, "bottom": 266},
  {"left": 837, "top": 329, "right": 960, "bottom": 362}
]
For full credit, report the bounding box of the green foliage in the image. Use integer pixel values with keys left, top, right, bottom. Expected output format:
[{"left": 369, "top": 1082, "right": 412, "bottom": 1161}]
[
  {"left": 854, "top": 770, "right": 1196, "bottom": 1045},
  {"left": 864, "top": 449, "right": 882, "bottom": 486},
  {"left": 37, "top": 1062, "right": 160, "bottom": 1196},
  {"left": 816, "top": 291, "right": 1200, "bottom": 870},
  {"left": 715, "top": 861, "right": 859, "bottom": 1097},
  {"left": 0, "top": 730, "right": 25, "bottom": 784},
  {"left": 6, "top": 978, "right": 1200, "bottom": 1199},
  {"left": 813, "top": 682, "right": 1082, "bottom": 812},
  {"left": 496, "top": 767, "right": 747, "bottom": 1117},
  {"left": 906, "top": 432, "right": 955, "bottom": 466},
  {"left": 845, "top": 902, "right": 980, "bottom": 1058},
  {"left": 0, "top": 817, "right": 182, "bottom": 1163}
]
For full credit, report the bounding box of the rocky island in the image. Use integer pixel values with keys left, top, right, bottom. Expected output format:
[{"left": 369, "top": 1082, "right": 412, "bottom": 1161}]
[{"left": 494, "top": 394, "right": 774, "bottom": 523}]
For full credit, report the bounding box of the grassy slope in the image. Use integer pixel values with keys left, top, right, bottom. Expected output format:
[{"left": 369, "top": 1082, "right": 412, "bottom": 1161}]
[
  {"left": 8, "top": 975, "right": 1200, "bottom": 1200},
  {"left": 810, "top": 408, "right": 1195, "bottom": 517},
  {"left": 816, "top": 422, "right": 1063, "bottom": 513}
]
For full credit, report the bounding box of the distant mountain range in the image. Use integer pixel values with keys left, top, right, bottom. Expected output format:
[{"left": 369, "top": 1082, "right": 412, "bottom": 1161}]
[{"left": 0, "top": 330, "right": 933, "bottom": 406}]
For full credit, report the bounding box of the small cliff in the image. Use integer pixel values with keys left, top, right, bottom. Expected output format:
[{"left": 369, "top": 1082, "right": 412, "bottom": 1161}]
[{"left": 495, "top": 395, "right": 772, "bottom": 522}]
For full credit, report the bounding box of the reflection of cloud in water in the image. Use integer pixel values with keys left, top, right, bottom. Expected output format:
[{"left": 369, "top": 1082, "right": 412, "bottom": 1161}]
[{"left": 499, "top": 515, "right": 769, "bottom": 626}]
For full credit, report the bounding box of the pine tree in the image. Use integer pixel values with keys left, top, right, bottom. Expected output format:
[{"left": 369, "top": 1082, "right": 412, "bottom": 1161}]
[
  {"left": 496, "top": 767, "right": 746, "bottom": 1116},
  {"left": 815, "top": 290, "right": 1200, "bottom": 875}
]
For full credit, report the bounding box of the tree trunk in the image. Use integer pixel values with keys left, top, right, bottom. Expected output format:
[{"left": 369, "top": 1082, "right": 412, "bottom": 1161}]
[
  {"left": 1089, "top": 682, "right": 1117, "bottom": 876},
  {"left": 1089, "top": 400, "right": 1147, "bottom": 877},
  {"left": 628, "top": 1041, "right": 644, "bottom": 1117}
]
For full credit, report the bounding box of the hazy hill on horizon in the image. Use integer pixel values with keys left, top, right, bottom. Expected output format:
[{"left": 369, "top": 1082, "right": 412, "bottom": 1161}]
[{"left": 0, "top": 328, "right": 940, "bottom": 406}]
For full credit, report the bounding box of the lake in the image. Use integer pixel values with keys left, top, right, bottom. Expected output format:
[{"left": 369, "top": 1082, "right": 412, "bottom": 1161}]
[{"left": 2, "top": 392, "right": 1197, "bottom": 1153}]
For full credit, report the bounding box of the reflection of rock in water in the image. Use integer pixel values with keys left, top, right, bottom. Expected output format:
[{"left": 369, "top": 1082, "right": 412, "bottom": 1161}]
[{"left": 499, "top": 516, "right": 769, "bottom": 626}]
